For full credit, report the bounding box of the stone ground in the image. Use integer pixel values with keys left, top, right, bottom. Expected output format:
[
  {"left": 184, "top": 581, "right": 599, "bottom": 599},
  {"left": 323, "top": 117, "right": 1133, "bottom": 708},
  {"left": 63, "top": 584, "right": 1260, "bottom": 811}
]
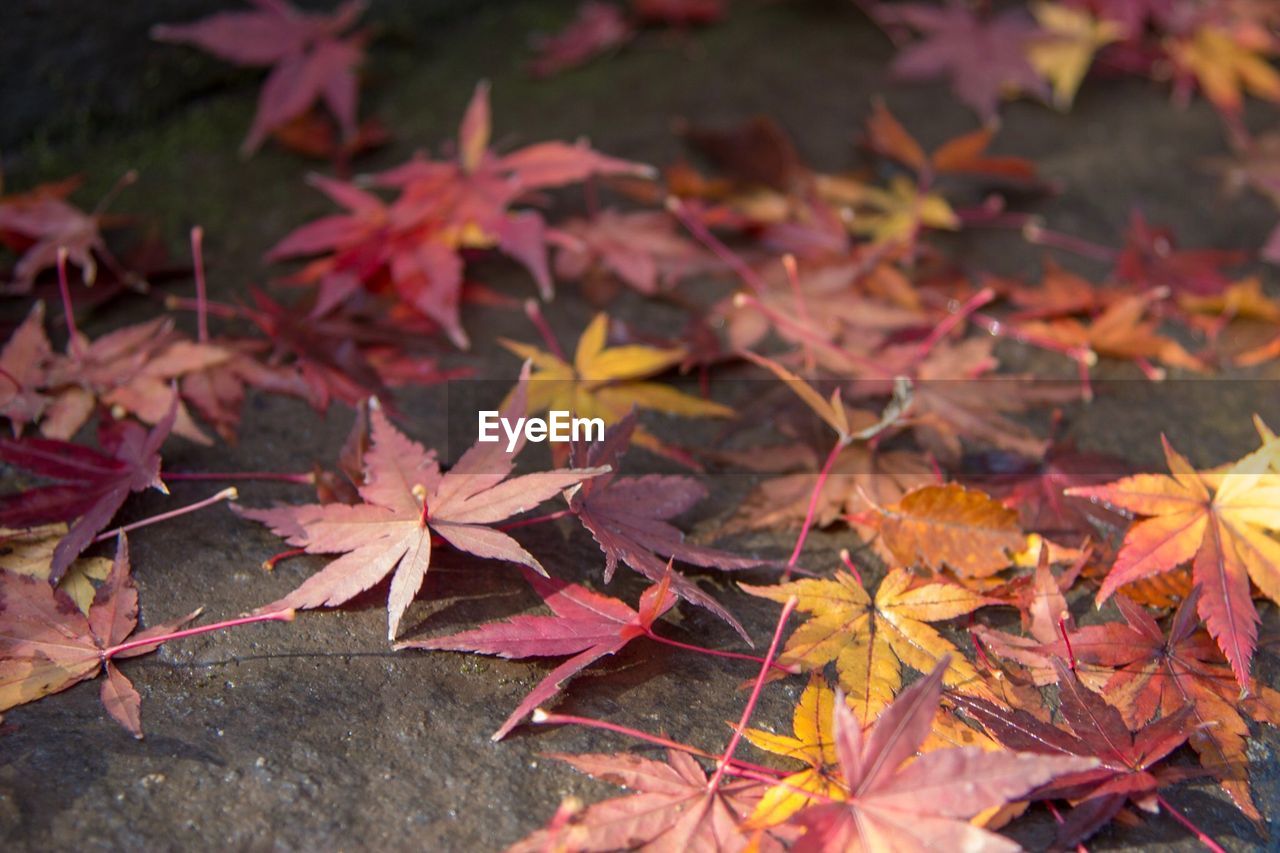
[{"left": 1, "top": 0, "right": 1279, "bottom": 850}]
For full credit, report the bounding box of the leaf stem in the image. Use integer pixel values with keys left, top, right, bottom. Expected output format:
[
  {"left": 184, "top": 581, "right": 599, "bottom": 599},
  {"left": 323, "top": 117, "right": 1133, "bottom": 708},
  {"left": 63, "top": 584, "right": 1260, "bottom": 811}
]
[
  {"left": 534, "top": 710, "right": 714, "bottom": 756},
  {"left": 529, "top": 710, "right": 783, "bottom": 779},
  {"left": 103, "top": 609, "right": 295, "bottom": 659},
  {"left": 164, "top": 471, "right": 315, "bottom": 485},
  {"left": 916, "top": 286, "right": 995, "bottom": 361},
  {"left": 709, "top": 595, "right": 798, "bottom": 791},
  {"left": 1058, "top": 616, "right": 1077, "bottom": 674},
  {"left": 781, "top": 254, "right": 816, "bottom": 372},
  {"left": 1155, "top": 794, "right": 1226, "bottom": 853},
  {"left": 163, "top": 296, "right": 245, "bottom": 320},
  {"left": 55, "top": 247, "right": 80, "bottom": 346},
  {"left": 666, "top": 196, "right": 768, "bottom": 295},
  {"left": 785, "top": 436, "right": 845, "bottom": 579},
  {"left": 838, "top": 549, "right": 863, "bottom": 587},
  {"left": 643, "top": 629, "right": 801, "bottom": 674},
  {"left": 190, "top": 226, "right": 209, "bottom": 343},
  {"left": 263, "top": 547, "right": 308, "bottom": 571},
  {"left": 1043, "top": 800, "right": 1089, "bottom": 853},
  {"left": 92, "top": 488, "right": 238, "bottom": 543},
  {"left": 496, "top": 508, "right": 573, "bottom": 531},
  {"left": 523, "top": 299, "right": 568, "bottom": 362},
  {"left": 1023, "top": 221, "right": 1119, "bottom": 263}
]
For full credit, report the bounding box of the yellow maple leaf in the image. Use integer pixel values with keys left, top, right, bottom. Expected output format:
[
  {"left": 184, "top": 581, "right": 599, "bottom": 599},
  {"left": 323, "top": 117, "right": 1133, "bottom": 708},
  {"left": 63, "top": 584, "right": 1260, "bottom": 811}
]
[
  {"left": 741, "top": 568, "right": 998, "bottom": 721},
  {"left": 1026, "top": 3, "right": 1123, "bottom": 109},
  {"left": 741, "top": 673, "right": 845, "bottom": 827},
  {"left": 741, "top": 671, "right": 1014, "bottom": 830},
  {"left": 500, "top": 313, "right": 732, "bottom": 452},
  {"left": 1168, "top": 24, "right": 1280, "bottom": 115},
  {"left": 0, "top": 524, "right": 112, "bottom": 614},
  {"left": 816, "top": 174, "right": 959, "bottom": 245}
]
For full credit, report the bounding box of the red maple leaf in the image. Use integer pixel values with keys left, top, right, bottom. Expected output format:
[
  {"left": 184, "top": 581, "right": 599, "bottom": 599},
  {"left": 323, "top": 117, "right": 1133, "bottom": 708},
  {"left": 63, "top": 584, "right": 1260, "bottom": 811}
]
[
  {"left": 529, "top": 2, "right": 635, "bottom": 78},
  {"left": 398, "top": 567, "right": 675, "bottom": 740},
  {"left": 1114, "top": 210, "right": 1244, "bottom": 297},
  {"left": 41, "top": 316, "right": 227, "bottom": 444},
  {"left": 0, "top": 406, "right": 172, "bottom": 583},
  {"left": 512, "top": 747, "right": 761, "bottom": 852},
  {"left": 1044, "top": 589, "right": 1280, "bottom": 822},
  {"left": 962, "top": 439, "right": 1129, "bottom": 538},
  {"left": 153, "top": 0, "right": 368, "bottom": 156},
  {"left": 567, "top": 413, "right": 765, "bottom": 639},
  {"left": 554, "top": 208, "right": 712, "bottom": 297},
  {"left": 874, "top": 1, "right": 1050, "bottom": 123},
  {"left": 269, "top": 84, "right": 653, "bottom": 347},
  {"left": 240, "top": 288, "right": 460, "bottom": 414},
  {"left": 238, "top": 370, "right": 607, "bottom": 639},
  {"left": 952, "top": 659, "right": 1196, "bottom": 848},
  {"left": 0, "top": 301, "right": 54, "bottom": 436},
  {"left": 0, "top": 177, "right": 114, "bottom": 294}
]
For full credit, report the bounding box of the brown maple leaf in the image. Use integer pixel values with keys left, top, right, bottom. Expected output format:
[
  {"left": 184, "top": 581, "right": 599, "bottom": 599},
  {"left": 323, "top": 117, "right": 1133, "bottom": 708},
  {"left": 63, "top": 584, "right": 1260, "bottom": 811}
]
[
  {"left": 0, "top": 535, "right": 198, "bottom": 737},
  {"left": 858, "top": 483, "right": 1028, "bottom": 578}
]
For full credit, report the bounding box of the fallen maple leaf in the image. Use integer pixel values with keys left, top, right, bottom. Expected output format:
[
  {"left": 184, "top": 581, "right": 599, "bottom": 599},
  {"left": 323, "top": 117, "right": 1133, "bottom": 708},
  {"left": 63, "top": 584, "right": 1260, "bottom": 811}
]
[
  {"left": 501, "top": 312, "right": 732, "bottom": 456},
  {"left": 398, "top": 567, "right": 675, "bottom": 740},
  {"left": 239, "top": 288, "right": 461, "bottom": 414},
  {"left": 1114, "top": 210, "right": 1243, "bottom": 297},
  {"left": 1013, "top": 287, "right": 1206, "bottom": 374},
  {"left": 963, "top": 438, "right": 1130, "bottom": 538},
  {"left": 553, "top": 208, "right": 711, "bottom": 297},
  {"left": 741, "top": 568, "right": 998, "bottom": 720},
  {"left": 724, "top": 442, "right": 937, "bottom": 542},
  {"left": 511, "top": 748, "right": 762, "bottom": 852},
  {"left": 1167, "top": 22, "right": 1280, "bottom": 124},
  {"left": 859, "top": 483, "right": 1028, "bottom": 578},
  {"left": 0, "top": 406, "right": 172, "bottom": 583},
  {"left": 0, "top": 301, "right": 53, "bottom": 435},
  {"left": 39, "top": 315, "right": 228, "bottom": 445},
  {"left": 865, "top": 99, "right": 1039, "bottom": 182},
  {"left": 1025, "top": 2, "right": 1123, "bottom": 109},
  {"left": 153, "top": 0, "right": 369, "bottom": 155},
  {"left": 271, "top": 84, "right": 653, "bottom": 347},
  {"left": 0, "top": 177, "right": 116, "bottom": 293},
  {"left": 740, "top": 673, "right": 845, "bottom": 826},
  {"left": 1046, "top": 589, "right": 1280, "bottom": 821},
  {"left": 744, "top": 670, "right": 1016, "bottom": 830},
  {"left": 0, "top": 523, "right": 112, "bottom": 614},
  {"left": 953, "top": 659, "right": 1196, "bottom": 847},
  {"left": 566, "top": 412, "right": 762, "bottom": 638},
  {"left": 784, "top": 656, "right": 1098, "bottom": 851},
  {"left": 0, "top": 535, "right": 198, "bottom": 737},
  {"left": 874, "top": 1, "right": 1051, "bottom": 122},
  {"left": 529, "top": 2, "right": 635, "bottom": 78},
  {"left": 239, "top": 371, "right": 607, "bottom": 639},
  {"left": 1067, "top": 430, "right": 1280, "bottom": 685}
]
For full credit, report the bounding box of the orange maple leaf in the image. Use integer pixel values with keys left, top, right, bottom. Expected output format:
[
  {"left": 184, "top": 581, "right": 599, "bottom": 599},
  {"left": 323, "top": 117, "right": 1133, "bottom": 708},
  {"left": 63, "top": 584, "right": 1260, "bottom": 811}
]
[{"left": 1068, "top": 429, "right": 1280, "bottom": 685}]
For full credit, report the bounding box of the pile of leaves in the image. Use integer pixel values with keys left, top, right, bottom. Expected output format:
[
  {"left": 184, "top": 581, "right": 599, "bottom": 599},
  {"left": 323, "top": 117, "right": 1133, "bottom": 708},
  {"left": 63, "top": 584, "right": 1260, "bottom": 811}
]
[{"left": 3, "top": 0, "right": 1280, "bottom": 849}]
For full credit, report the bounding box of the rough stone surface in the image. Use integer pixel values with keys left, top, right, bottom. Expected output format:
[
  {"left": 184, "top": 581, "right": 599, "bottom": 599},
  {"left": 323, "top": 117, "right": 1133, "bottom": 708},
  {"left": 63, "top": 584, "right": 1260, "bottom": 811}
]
[{"left": 1, "top": 1, "right": 1278, "bottom": 850}]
